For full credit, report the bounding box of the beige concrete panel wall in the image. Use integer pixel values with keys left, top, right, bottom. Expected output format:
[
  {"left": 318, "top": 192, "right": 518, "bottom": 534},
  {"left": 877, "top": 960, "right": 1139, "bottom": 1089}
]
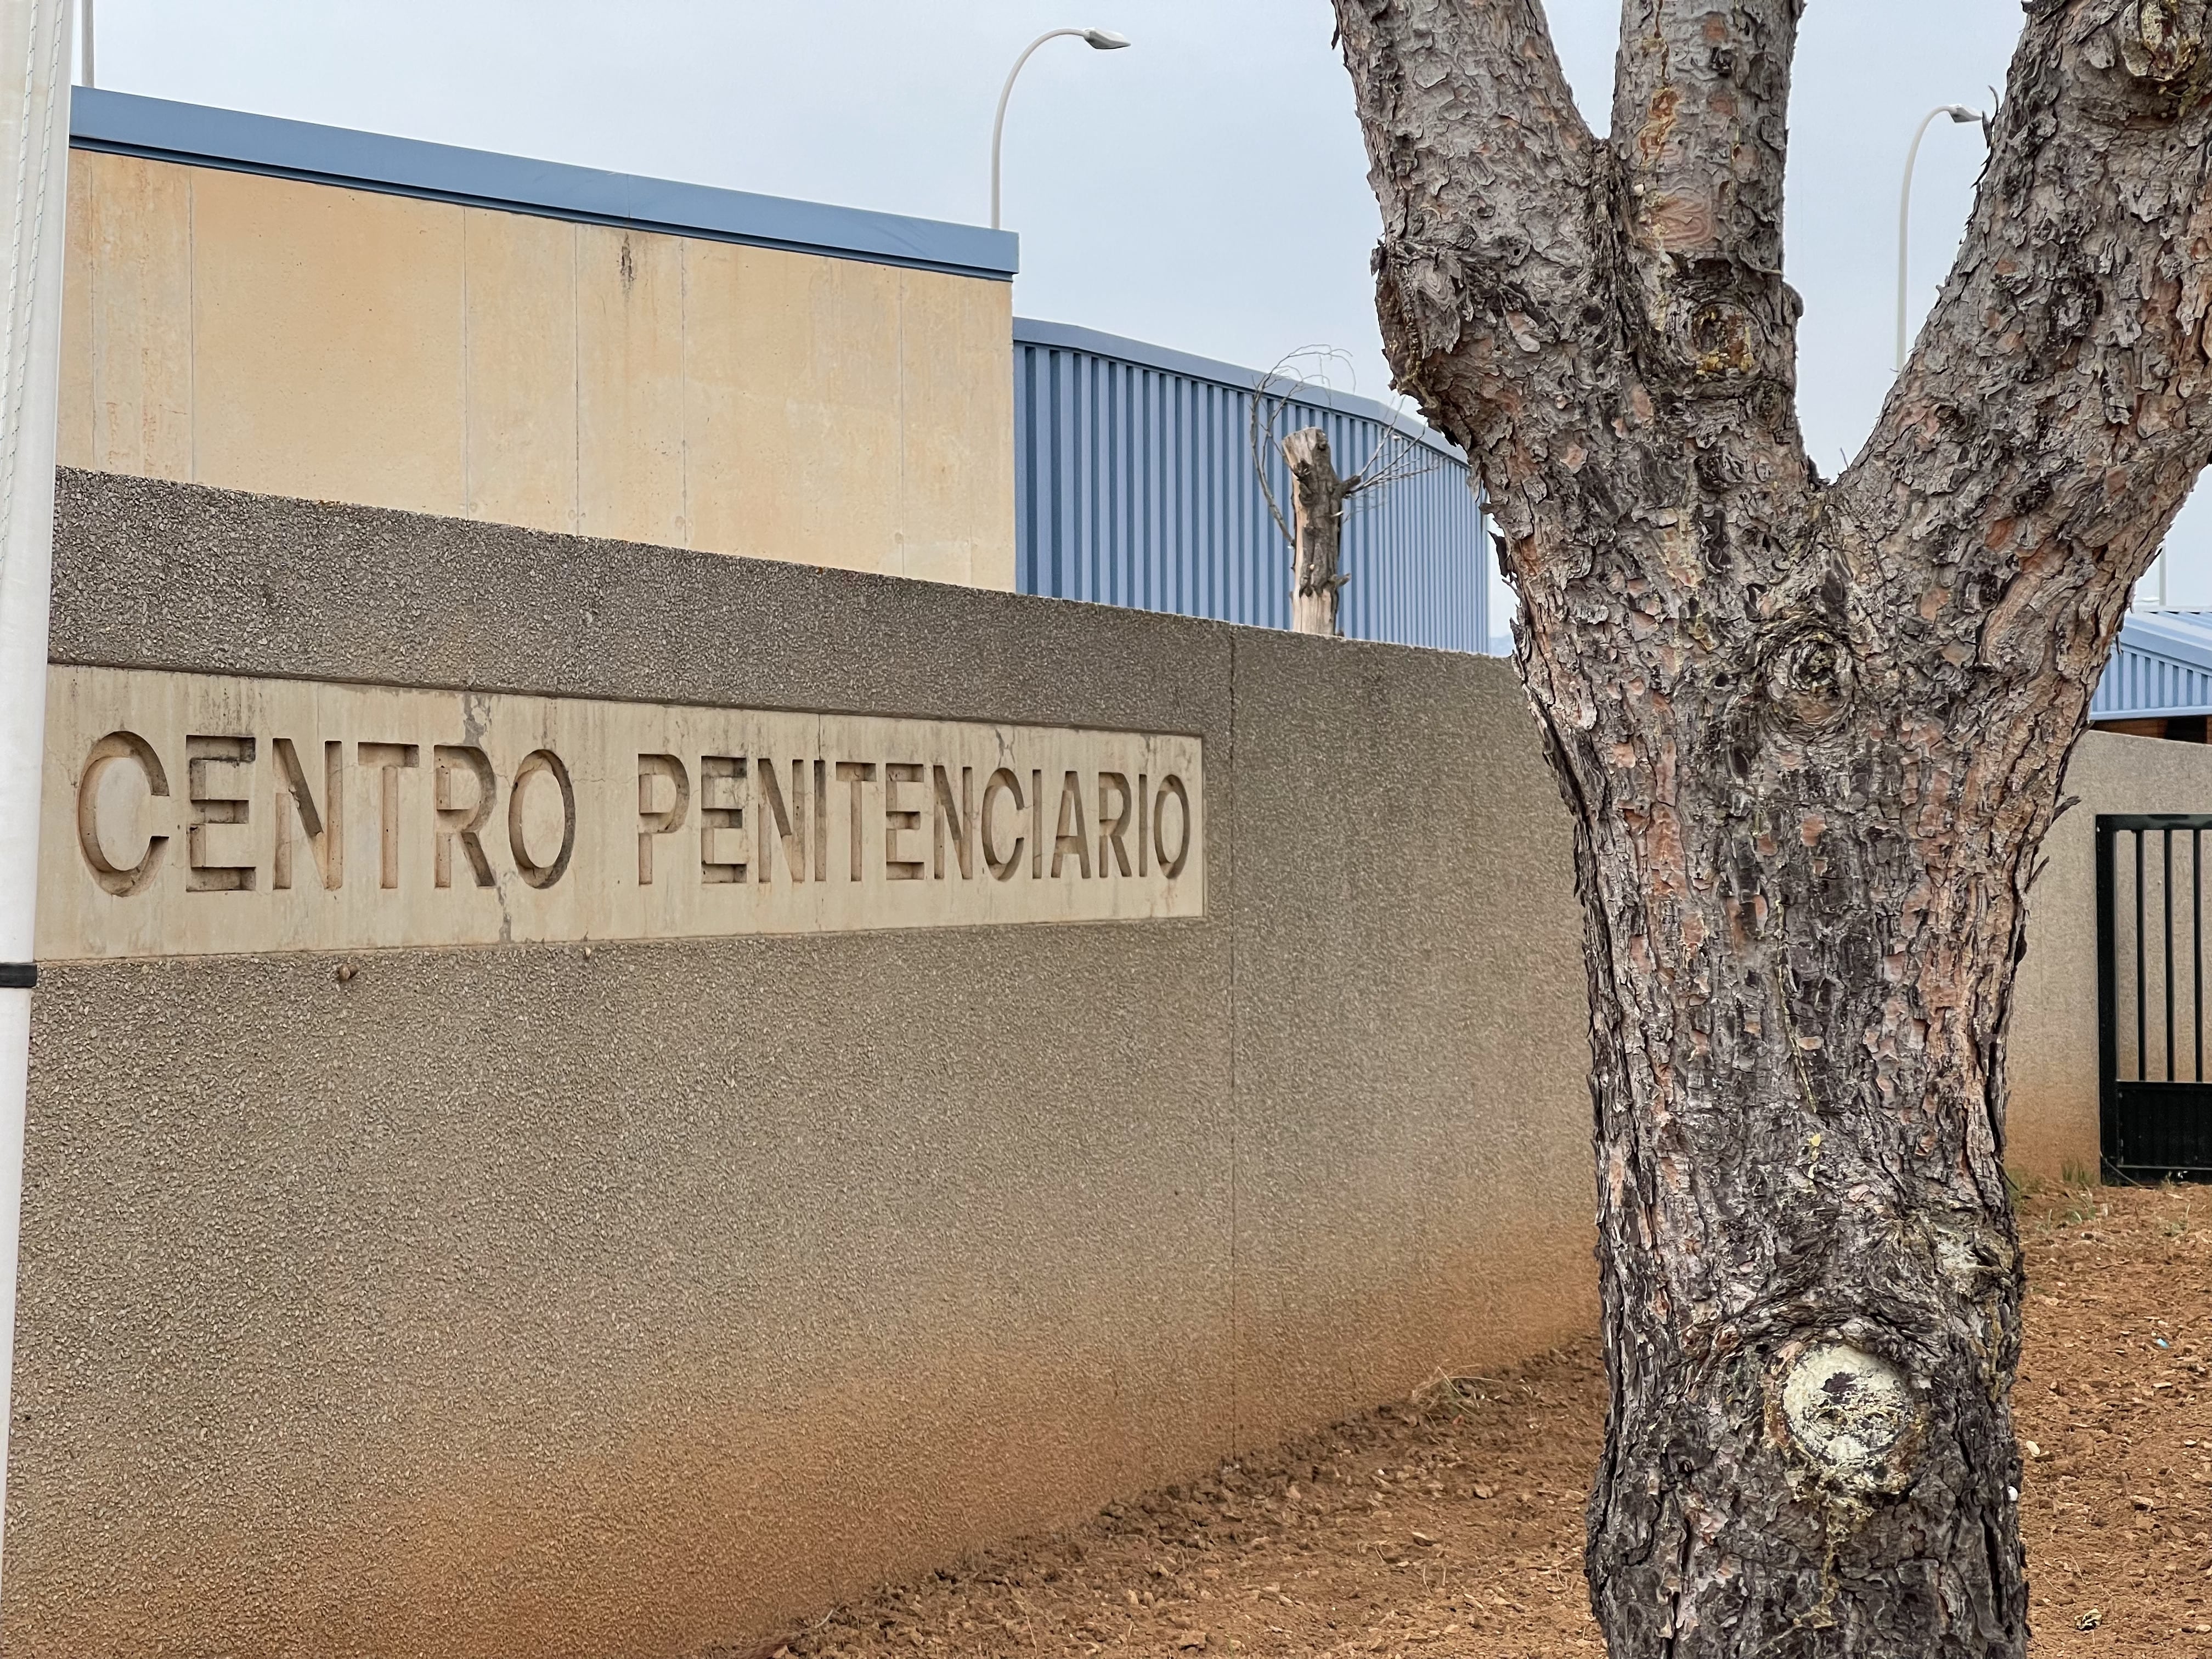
[
  {"left": 56, "top": 149, "right": 191, "bottom": 478},
  {"left": 56, "top": 152, "right": 1017, "bottom": 585},
  {"left": 898, "top": 267, "right": 1016, "bottom": 588},
  {"left": 575, "top": 225, "right": 687, "bottom": 548},
  {"left": 462, "top": 208, "right": 578, "bottom": 533},
  {"left": 190, "top": 170, "right": 466, "bottom": 515},
  {"left": 684, "top": 240, "right": 900, "bottom": 573},
  {"left": 2008, "top": 731, "right": 2212, "bottom": 1179}
]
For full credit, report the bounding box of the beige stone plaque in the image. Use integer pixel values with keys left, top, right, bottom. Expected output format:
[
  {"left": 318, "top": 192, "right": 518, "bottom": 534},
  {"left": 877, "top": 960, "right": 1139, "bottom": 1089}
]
[{"left": 37, "top": 667, "right": 1203, "bottom": 961}]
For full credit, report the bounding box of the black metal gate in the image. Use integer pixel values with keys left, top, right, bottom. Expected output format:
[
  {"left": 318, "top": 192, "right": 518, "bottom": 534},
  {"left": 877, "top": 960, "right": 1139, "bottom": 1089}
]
[{"left": 2097, "top": 814, "right": 2212, "bottom": 1181}]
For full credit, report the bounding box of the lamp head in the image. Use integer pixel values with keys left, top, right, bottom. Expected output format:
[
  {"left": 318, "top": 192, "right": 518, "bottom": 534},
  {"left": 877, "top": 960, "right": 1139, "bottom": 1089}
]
[
  {"left": 1082, "top": 29, "right": 1131, "bottom": 48},
  {"left": 1945, "top": 104, "right": 1982, "bottom": 123}
]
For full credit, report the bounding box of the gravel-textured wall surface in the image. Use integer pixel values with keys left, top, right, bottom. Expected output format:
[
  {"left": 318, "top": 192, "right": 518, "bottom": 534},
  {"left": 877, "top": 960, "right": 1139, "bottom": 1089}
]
[{"left": 12, "top": 471, "right": 1594, "bottom": 1658}]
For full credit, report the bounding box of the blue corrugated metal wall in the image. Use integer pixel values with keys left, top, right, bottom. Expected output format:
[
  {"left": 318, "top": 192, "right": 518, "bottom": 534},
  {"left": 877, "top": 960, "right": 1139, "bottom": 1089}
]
[
  {"left": 2095, "top": 611, "right": 2212, "bottom": 719},
  {"left": 1014, "top": 319, "right": 1488, "bottom": 652},
  {"left": 2096, "top": 647, "right": 2212, "bottom": 719}
]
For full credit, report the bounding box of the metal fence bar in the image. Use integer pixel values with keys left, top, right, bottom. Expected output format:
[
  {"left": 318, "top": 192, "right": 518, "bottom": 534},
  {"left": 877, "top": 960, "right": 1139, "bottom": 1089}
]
[
  {"left": 2137, "top": 828, "right": 2148, "bottom": 1084},
  {"left": 2097, "top": 817, "right": 2120, "bottom": 1170},
  {"left": 2167, "top": 826, "right": 2177, "bottom": 1082}
]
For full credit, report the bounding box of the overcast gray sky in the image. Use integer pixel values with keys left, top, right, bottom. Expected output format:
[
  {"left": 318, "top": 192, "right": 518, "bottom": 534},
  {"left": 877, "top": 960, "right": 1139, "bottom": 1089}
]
[{"left": 89, "top": 1, "right": 2203, "bottom": 620}]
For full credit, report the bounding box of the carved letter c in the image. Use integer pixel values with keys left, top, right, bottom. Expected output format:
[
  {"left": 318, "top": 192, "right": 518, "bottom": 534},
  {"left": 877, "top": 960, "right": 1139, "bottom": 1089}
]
[
  {"left": 77, "top": 731, "right": 170, "bottom": 896},
  {"left": 981, "top": 766, "right": 1026, "bottom": 882}
]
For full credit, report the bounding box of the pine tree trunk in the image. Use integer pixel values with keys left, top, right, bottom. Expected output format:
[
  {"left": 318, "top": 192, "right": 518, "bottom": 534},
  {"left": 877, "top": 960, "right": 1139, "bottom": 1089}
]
[
  {"left": 1326, "top": 3, "right": 2212, "bottom": 1653},
  {"left": 1283, "top": 426, "right": 1350, "bottom": 636}
]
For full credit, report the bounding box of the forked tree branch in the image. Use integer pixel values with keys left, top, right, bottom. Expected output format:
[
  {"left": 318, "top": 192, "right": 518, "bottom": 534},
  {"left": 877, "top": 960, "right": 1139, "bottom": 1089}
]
[
  {"left": 1330, "top": 0, "right": 1620, "bottom": 567},
  {"left": 1609, "top": 1, "right": 1808, "bottom": 462},
  {"left": 1611, "top": 1, "right": 1802, "bottom": 274},
  {"left": 1339, "top": 0, "right": 2212, "bottom": 710},
  {"left": 1841, "top": 3, "right": 2212, "bottom": 716},
  {"left": 1333, "top": 0, "right": 1818, "bottom": 605}
]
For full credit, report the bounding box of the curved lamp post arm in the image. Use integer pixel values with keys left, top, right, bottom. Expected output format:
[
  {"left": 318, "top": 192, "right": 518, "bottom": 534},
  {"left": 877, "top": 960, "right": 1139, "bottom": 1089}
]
[
  {"left": 990, "top": 26, "right": 1128, "bottom": 230},
  {"left": 994, "top": 31, "right": 1085, "bottom": 233},
  {"left": 1897, "top": 103, "right": 1988, "bottom": 371}
]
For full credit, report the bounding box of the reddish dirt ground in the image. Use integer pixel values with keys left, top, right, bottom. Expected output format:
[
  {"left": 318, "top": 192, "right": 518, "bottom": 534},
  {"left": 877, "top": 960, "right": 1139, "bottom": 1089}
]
[{"left": 768, "top": 1181, "right": 2211, "bottom": 1657}]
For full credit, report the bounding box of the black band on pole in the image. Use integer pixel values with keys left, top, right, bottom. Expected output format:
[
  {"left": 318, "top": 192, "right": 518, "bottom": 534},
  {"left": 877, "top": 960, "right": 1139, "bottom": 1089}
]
[{"left": 0, "top": 963, "right": 36, "bottom": 990}]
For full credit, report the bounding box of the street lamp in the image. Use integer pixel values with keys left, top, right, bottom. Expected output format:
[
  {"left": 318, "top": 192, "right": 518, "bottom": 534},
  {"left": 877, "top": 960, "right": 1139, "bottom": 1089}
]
[
  {"left": 990, "top": 27, "right": 1130, "bottom": 231},
  {"left": 1896, "top": 103, "right": 1989, "bottom": 371}
]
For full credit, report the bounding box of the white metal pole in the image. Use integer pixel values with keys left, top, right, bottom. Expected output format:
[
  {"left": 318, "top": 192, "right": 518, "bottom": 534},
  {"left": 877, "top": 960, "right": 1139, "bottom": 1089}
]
[
  {"left": 991, "top": 29, "right": 1085, "bottom": 232},
  {"left": 1896, "top": 110, "right": 1945, "bottom": 372},
  {"left": 0, "top": 0, "right": 75, "bottom": 1581},
  {"left": 1897, "top": 105, "right": 1984, "bottom": 372},
  {"left": 989, "top": 27, "right": 1127, "bottom": 231},
  {"left": 75, "top": 0, "right": 86, "bottom": 88}
]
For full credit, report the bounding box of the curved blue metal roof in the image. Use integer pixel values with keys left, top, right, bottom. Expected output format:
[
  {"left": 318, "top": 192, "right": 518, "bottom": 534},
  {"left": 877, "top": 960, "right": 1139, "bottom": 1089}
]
[
  {"left": 2095, "top": 610, "right": 2212, "bottom": 720},
  {"left": 1014, "top": 318, "right": 1464, "bottom": 460},
  {"left": 1012, "top": 320, "right": 1489, "bottom": 652}
]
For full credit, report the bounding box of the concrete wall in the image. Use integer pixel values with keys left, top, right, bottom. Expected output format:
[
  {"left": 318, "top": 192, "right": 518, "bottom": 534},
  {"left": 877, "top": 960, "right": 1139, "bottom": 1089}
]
[
  {"left": 10, "top": 472, "right": 1594, "bottom": 1658},
  {"left": 2006, "top": 730, "right": 2212, "bottom": 1180},
  {"left": 17, "top": 470, "right": 2163, "bottom": 1658},
  {"left": 57, "top": 150, "right": 1016, "bottom": 588}
]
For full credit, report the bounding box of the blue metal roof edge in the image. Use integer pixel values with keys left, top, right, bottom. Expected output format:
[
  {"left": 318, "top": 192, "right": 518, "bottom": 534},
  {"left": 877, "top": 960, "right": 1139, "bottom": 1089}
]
[
  {"left": 2097, "top": 610, "right": 2212, "bottom": 719},
  {"left": 2119, "top": 610, "right": 2212, "bottom": 669},
  {"left": 68, "top": 87, "right": 1020, "bottom": 283},
  {"left": 1014, "top": 316, "right": 1465, "bottom": 462}
]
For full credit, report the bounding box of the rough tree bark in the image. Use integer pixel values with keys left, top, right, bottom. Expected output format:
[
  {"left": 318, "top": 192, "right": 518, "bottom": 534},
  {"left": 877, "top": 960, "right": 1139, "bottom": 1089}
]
[
  {"left": 1329, "top": 2, "right": 2212, "bottom": 1654},
  {"left": 1284, "top": 426, "right": 1353, "bottom": 635}
]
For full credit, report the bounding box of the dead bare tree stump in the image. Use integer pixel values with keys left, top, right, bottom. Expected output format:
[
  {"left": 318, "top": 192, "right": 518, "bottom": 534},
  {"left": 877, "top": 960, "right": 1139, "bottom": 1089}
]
[
  {"left": 1283, "top": 426, "right": 1351, "bottom": 636},
  {"left": 1251, "top": 359, "right": 1442, "bottom": 639}
]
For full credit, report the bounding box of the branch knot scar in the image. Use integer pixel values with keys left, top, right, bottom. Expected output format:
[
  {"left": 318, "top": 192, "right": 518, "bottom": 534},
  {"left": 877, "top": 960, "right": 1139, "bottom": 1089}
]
[
  {"left": 2122, "top": 0, "right": 2209, "bottom": 88},
  {"left": 1761, "top": 628, "right": 1853, "bottom": 736},
  {"left": 1777, "top": 1342, "right": 1925, "bottom": 1496}
]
